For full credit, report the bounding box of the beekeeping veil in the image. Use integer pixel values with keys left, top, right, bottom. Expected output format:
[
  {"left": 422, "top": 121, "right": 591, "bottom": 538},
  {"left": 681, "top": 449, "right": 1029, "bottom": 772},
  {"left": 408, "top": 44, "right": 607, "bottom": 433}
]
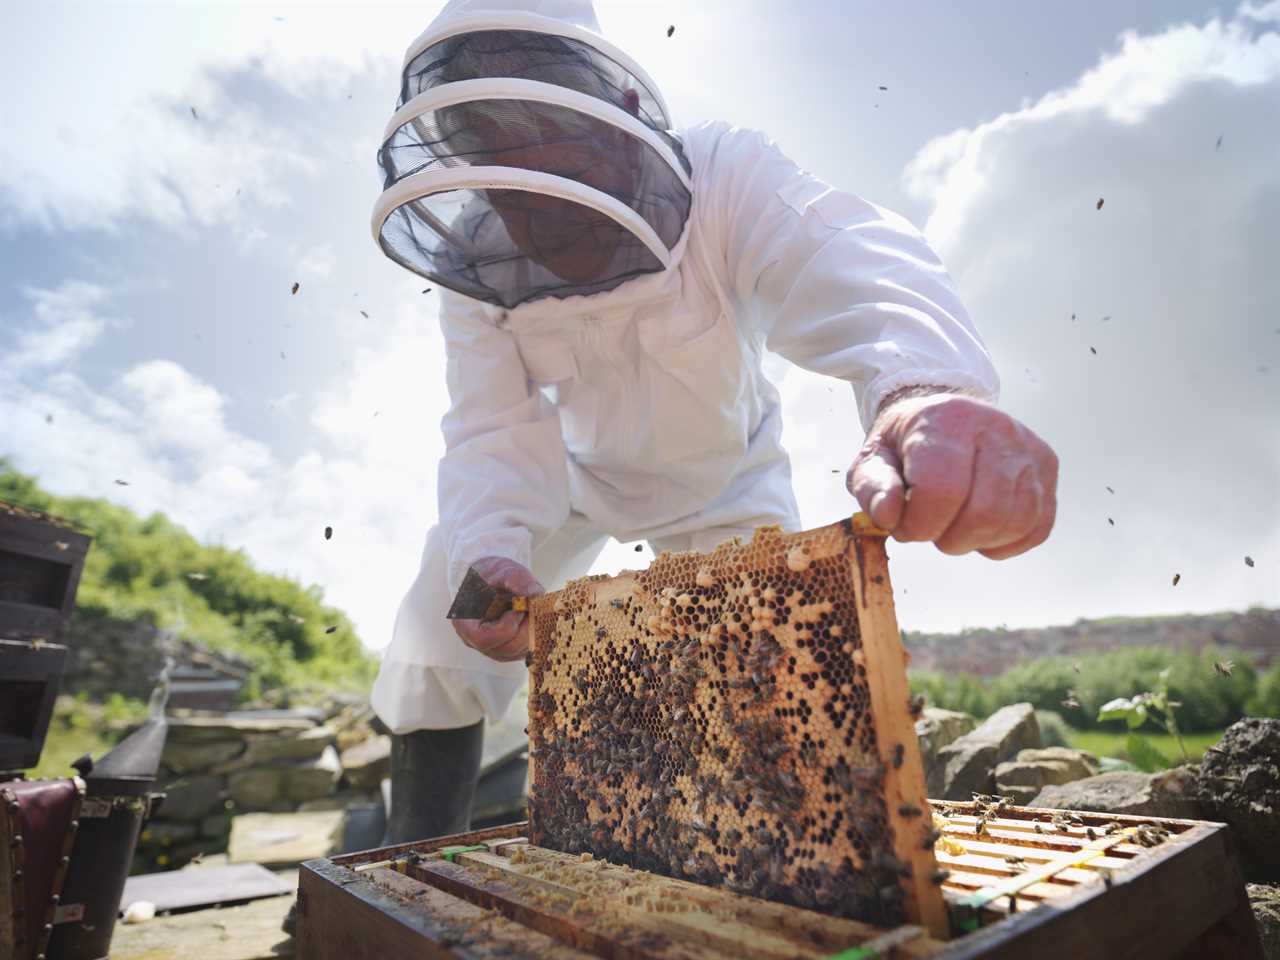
[{"left": 372, "top": 0, "right": 692, "bottom": 309}]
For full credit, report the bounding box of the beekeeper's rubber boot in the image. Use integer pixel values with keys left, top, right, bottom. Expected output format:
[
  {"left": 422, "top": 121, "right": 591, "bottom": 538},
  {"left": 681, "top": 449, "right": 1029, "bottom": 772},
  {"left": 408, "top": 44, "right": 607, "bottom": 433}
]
[{"left": 384, "top": 720, "right": 484, "bottom": 844}]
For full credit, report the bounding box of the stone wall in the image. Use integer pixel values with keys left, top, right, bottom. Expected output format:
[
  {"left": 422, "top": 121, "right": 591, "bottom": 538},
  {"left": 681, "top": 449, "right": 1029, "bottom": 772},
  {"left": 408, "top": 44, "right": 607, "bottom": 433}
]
[{"left": 135, "top": 699, "right": 389, "bottom": 871}]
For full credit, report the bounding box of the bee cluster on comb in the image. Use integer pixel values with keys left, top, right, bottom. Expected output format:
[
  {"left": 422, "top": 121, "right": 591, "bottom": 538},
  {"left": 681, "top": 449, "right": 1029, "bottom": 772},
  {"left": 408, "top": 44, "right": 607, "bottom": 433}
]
[{"left": 527, "top": 516, "right": 945, "bottom": 932}]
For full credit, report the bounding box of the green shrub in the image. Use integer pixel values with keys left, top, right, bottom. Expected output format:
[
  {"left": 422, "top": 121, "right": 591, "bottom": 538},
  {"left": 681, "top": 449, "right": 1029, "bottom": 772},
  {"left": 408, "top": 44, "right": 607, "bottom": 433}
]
[
  {"left": 0, "top": 459, "right": 377, "bottom": 697},
  {"left": 911, "top": 646, "right": 1261, "bottom": 733}
]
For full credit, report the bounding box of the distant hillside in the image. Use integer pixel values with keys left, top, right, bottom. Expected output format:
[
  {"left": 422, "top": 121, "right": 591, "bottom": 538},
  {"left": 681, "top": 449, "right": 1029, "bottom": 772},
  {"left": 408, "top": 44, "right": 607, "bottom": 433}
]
[
  {"left": 0, "top": 458, "right": 377, "bottom": 697},
  {"left": 903, "top": 607, "right": 1280, "bottom": 677}
]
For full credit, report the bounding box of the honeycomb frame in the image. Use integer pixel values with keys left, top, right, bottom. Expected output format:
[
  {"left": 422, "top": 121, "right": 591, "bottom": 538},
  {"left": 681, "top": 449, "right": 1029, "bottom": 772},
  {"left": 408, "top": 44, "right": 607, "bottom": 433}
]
[{"left": 527, "top": 514, "right": 947, "bottom": 937}]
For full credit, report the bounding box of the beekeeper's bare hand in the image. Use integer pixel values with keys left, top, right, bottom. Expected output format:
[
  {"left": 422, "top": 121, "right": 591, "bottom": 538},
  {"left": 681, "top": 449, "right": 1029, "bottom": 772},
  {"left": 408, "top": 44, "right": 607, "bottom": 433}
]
[
  {"left": 451, "top": 556, "right": 544, "bottom": 662},
  {"left": 846, "top": 392, "right": 1058, "bottom": 559}
]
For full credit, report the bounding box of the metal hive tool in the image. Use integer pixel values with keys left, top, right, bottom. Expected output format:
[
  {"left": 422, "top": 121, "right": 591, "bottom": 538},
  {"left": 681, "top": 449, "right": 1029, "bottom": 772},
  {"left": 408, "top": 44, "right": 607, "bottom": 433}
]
[{"left": 527, "top": 514, "right": 947, "bottom": 936}]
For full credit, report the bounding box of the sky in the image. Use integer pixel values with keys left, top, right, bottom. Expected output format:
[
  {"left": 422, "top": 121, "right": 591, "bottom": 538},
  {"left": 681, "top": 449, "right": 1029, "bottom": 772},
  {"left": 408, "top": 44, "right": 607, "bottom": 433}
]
[{"left": 2, "top": 0, "right": 1277, "bottom": 664}]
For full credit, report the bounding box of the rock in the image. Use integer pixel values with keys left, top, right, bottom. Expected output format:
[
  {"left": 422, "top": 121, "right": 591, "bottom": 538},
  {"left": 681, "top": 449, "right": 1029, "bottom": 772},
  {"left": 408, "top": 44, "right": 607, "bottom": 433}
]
[
  {"left": 228, "top": 767, "right": 288, "bottom": 809},
  {"left": 916, "top": 708, "right": 977, "bottom": 778},
  {"left": 1248, "top": 884, "right": 1280, "bottom": 960},
  {"left": 223, "top": 725, "right": 336, "bottom": 771},
  {"left": 162, "top": 739, "right": 245, "bottom": 774},
  {"left": 154, "top": 774, "right": 225, "bottom": 821},
  {"left": 995, "top": 747, "right": 1099, "bottom": 804},
  {"left": 285, "top": 745, "right": 343, "bottom": 802},
  {"left": 1029, "top": 768, "right": 1203, "bottom": 819},
  {"left": 228, "top": 810, "right": 346, "bottom": 867},
  {"left": 1198, "top": 718, "right": 1280, "bottom": 883},
  {"left": 341, "top": 735, "right": 391, "bottom": 791},
  {"left": 295, "top": 790, "right": 377, "bottom": 813},
  {"left": 167, "top": 715, "right": 316, "bottom": 742},
  {"left": 109, "top": 886, "right": 297, "bottom": 960},
  {"left": 930, "top": 703, "right": 1041, "bottom": 800}
]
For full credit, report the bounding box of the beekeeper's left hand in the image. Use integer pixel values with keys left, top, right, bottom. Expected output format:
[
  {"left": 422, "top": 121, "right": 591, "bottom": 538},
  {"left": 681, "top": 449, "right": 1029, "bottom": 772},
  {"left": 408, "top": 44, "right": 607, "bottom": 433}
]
[{"left": 846, "top": 392, "right": 1058, "bottom": 559}]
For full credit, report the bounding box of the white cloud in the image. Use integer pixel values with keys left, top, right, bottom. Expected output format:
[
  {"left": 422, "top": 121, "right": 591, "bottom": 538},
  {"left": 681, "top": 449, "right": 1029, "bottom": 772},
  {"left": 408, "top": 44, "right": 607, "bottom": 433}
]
[
  {"left": 4, "top": 282, "right": 112, "bottom": 371},
  {"left": 0, "top": 280, "right": 449, "bottom": 651},
  {"left": 773, "top": 2, "right": 1280, "bottom": 632},
  {"left": 904, "top": 7, "right": 1280, "bottom": 257},
  {"left": 295, "top": 243, "right": 337, "bottom": 279}
]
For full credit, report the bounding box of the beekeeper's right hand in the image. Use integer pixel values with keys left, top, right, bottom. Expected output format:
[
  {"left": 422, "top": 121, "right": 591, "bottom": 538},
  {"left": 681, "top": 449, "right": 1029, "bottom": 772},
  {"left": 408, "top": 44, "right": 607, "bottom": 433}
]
[{"left": 450, "top": 556, "right": 545, "bottom": 663}]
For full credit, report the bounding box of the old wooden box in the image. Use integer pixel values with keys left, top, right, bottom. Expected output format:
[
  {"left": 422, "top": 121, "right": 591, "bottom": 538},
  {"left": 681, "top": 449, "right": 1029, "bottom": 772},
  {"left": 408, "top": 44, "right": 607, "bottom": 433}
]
[
  {"left": 296, "top": 803, "right": 1263, "bottom": 959},
  {"left": 0, "top": 639, "right": 70, "bottom": 773},
  {"left": 0, "top": 501, "right": 92, "bottom": 644}
]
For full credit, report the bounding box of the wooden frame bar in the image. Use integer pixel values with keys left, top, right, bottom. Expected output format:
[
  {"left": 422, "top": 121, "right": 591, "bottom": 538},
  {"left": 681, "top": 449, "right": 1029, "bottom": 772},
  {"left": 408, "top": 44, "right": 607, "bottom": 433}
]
[{"left": 300, "top": 805, "right": 1263, "bottom": 959}]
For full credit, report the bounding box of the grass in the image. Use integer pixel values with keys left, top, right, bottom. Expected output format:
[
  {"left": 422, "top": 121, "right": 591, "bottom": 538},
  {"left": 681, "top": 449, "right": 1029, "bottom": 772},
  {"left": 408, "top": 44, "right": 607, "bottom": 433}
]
[
  {"left": 1066, "top": 726, "right": 1226, "bottom": 766},
  {"left": 30, "top": 694, "right": 149, "bottom": 779}
]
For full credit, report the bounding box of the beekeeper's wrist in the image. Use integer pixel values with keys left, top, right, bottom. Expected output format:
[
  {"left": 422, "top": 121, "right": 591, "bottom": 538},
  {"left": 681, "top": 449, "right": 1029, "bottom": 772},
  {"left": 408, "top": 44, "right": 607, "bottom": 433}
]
[{"left": 872, "top": 385, "right": 963, "bottom": 427}]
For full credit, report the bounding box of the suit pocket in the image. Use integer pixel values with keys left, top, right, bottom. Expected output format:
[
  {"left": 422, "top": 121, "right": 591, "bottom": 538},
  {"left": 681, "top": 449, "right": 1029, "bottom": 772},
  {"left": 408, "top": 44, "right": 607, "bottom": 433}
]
[
  {"left": 640, "top": 310, "right": 748, "bottom": 464},
  {"left": 513, "top": 333, "right": 597, "bottom": 455}
]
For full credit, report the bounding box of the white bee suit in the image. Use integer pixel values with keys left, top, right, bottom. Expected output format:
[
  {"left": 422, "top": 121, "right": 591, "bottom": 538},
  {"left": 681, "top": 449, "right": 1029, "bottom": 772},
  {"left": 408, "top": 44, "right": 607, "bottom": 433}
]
[{"left": 370, "top": 1, "right": 1000, "bottom": 733}]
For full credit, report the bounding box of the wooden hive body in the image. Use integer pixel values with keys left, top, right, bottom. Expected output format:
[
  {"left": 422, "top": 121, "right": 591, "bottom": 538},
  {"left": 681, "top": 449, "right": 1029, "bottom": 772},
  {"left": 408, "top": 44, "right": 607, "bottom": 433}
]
[{"left": 527, "top": 514, "right": 947, "bottom": 936}]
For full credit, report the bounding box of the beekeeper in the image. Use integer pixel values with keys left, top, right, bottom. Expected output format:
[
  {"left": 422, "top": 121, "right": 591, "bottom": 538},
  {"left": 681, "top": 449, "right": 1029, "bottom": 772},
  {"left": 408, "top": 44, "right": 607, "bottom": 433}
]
[{"left": 368, "top": 0, "right": 1059, "bottom": 842}]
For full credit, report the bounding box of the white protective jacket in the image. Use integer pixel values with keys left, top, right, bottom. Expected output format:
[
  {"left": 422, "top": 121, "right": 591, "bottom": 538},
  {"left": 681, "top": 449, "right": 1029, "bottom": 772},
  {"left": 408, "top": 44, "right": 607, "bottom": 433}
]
[{"left": 370, "top": 119, "right": 1001, "bottom": 733}]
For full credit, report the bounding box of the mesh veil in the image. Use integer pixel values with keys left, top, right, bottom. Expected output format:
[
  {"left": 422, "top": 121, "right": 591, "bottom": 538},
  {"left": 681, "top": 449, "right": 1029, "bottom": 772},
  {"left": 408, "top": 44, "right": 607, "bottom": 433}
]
[{"left": 373, "top": 25, "right": 692, "bottom": 309}]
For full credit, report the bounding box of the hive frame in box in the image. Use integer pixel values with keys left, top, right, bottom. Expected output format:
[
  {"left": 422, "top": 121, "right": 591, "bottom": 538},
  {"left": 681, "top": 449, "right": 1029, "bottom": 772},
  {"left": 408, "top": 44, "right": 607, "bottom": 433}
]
[
  {"left": 0, "top": 639, "right": 70, "bottom": 775},
  {"left": 0, "top": 502, "right": 92, "bottom": 645},
  {"left": 526, "top": 515, "right": 947, "bottom": 936},
  {"left": 296, "top": 803, "right": 1263, "bottom": 958}
]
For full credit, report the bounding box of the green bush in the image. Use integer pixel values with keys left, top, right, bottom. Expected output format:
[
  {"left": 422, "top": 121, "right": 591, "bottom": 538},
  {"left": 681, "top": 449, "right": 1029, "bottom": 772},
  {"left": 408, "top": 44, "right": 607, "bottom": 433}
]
[
  {"left": 1034, "top": 710, "right": 1072, "bottom": 747},
  {"left": 910, "top": 645, "right": 1262, "bottom": 733},
  {"left": 1, "top": 459, "right": 377, "bottom": 697},
  {"left": 1246, "top": 662, "right": 1280, "bottom": 718}
]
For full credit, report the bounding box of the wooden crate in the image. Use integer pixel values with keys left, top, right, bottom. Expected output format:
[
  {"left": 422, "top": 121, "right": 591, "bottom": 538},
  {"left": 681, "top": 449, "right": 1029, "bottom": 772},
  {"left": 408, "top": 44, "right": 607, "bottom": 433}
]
[
  {"left": 527, "top": 517, "right": 944, "bottom": 934},
  {"left": 297, "top": 804, "right": 1263, "bottom": 959},
  {"left": 0, "top": 501, "right": 92, "bottom": 644}
]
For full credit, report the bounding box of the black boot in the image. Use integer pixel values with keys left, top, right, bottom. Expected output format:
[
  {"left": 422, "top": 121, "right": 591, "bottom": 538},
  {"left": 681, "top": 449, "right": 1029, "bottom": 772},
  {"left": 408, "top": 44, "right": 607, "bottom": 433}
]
[{"left": 384, "top": 721, "right": 484, "bottom": 844}]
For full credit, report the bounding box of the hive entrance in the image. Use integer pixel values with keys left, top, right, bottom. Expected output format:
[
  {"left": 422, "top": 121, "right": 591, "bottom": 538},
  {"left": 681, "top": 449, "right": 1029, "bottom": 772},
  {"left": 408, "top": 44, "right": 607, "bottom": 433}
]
[{"left": 527, "top": 516, "right": 946, "bottom": 934}]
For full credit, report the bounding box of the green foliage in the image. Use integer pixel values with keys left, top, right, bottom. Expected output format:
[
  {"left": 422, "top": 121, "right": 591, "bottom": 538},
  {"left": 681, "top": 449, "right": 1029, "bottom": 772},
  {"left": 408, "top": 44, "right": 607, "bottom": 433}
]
[
  {"left": 1067, "top": 728, "right": 1224, "bottom": 764},
  {"left": 1124, "top": 732, "right": 1170, "bottom": 772},
  {"left": 1246, "top": 662, "right": 1280, "bottom": 718},
  {"left": 909, "top": 645, "right": 1263, "bottom": 733},
  {"left": 0, "top": 459, "right": 377, "bottom": 696},
  {"left": 1034, "top": 710, "right": 1072, "bottom": 748}
]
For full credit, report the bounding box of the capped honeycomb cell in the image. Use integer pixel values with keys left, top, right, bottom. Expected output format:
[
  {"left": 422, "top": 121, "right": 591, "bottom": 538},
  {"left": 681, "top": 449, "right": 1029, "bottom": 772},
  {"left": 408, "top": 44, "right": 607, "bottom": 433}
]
[{"left": 527, "top": 515, "right": 946, "bottom": 933}]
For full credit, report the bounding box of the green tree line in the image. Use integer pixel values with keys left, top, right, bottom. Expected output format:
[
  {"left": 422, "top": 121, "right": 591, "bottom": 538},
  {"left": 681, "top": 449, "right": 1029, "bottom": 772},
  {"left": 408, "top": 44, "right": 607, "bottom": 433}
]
[
  {"left": 1, "top": 459, "right": 377, "bottom": 696},
  {"left": 909, "top": 645, "right": 1279, "bottom": 731}
]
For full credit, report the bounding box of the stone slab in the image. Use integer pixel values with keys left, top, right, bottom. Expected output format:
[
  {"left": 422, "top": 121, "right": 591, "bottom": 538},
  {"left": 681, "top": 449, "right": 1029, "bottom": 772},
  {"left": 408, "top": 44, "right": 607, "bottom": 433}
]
[
  {"left": 228, "top": 810, "right": 346, "bottom": 867},
  {"left": 109, "top": 890, "right": 295, "bottom": 960},
  {"left": 121, "top": 863, "right": 290, "bottom": 913}
]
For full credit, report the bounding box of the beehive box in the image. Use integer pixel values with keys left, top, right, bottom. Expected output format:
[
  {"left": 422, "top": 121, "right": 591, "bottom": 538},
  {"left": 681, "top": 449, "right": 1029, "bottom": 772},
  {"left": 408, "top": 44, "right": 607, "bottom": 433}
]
[
  {"left": 296, "top": 804, "right": 1265, "bottom": 958},
  {"left": 0, "top": 500, "right": 92, "bottom": 644},
  {"left": 526, "top": 515, "right": 946, "bottom": 935}
]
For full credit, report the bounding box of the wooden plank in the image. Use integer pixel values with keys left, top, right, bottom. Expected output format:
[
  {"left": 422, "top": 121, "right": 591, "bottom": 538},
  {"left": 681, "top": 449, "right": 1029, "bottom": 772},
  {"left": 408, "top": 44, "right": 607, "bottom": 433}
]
[
  {"left": 363, "top": 868, "right": 597, "bottom": 959},
  {"left": 331, "top": 821, "right": 527, "bottom": 867},
  {"left": 493, "top": 843, "right": 922, "bottom": 949},
  {"left": 936, "top": 817, "right": 1150, "bottom": 858},
  {"left": 929, "top": 802, "right": 1205, "bottom": 832},
  {"left": 408, "top": 856, "right": 728, "bottom": 959},
  {"left": 934, "top": 822, "right": 1259, "bottom": 959},
  {"left": 848, "top": 517, "right": 949, "bottom": 940},
  {"left": 944, "top": 836, "right": 1133, "bottom": 873},
  {"left": 299, "top": 856, "right": 595, "bottom": 959},
  {"left": 933, "top": 850, "right": 1098, "bottom": 887},
  {"left": 459, "top": 846, "right": 936, "bottom": 959}
]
